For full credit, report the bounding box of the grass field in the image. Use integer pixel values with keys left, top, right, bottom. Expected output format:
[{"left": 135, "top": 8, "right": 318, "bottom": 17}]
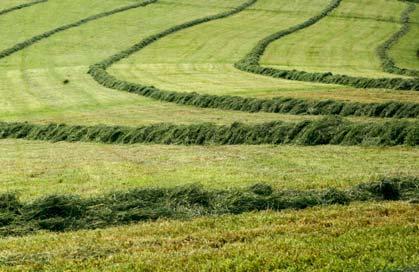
[
  {"left": 0, "top": 0, "right": 418, "bottom": 270},
  {"left": 1, "top": 202, "right": 418, "bottom": 271}
]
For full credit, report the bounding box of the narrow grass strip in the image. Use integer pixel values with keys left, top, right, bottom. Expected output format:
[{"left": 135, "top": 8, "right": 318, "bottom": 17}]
[
  {"left": 0, "top": 0, "right": 158, "bottom": 60},
  {"left": 377, "top": 2, "right": 419, "bottom": 77},
  {"left": 87, "top": 0, "right": 419, "bottom": 118},
  {"left": 0, "top": 177, "right": 417, "bottom": 237},
  {"left": 234, "top": 0, "right": 419, "bottom": 91},
  {"left": 0, "top": 117, "right": 417, "bottom": 146},
  {"left": 0, "top": 0, "right": 47, "bottom": 16}
]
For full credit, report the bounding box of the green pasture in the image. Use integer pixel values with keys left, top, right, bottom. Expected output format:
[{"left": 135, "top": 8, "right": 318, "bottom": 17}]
[{"left": 0, "top": 0, "right": 417, "bottom": 270}]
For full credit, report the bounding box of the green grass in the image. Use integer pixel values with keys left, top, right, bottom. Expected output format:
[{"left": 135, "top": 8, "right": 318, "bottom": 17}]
[
  {"left": 0, "top": 0, "right": 35, "bottom": 11},
  {"left": 1, "top": 139, "right": 417, "bottom": 200},
  {"left": 261, "top": 0, "right": 413, "bottom": 78},
  {"left": 108, "top": 0, "right": 419, "bottom": 103},
  {"left": 390, "top": 5, "right": 419, "bottom": 71},
  {"left": 0, "top": 0, "right": 417, "bottom": 127},
  {"left": 0, "top": 0, "right": 417, "bottom": 270},
  {"left": 0, "top": 202, "right": 417, "bottom": 271},
  {"left": 2, "top": 0, "right": 300, "bottom": 126}
]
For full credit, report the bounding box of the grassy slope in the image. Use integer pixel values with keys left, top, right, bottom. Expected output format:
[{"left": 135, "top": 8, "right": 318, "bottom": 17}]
[
  {"left": 389, "top": 5, "right": 419, "bottom": 71},
  {"left": 109, "top": 0, "right": 419, "bottom": 103},
  {"left": 0, "top": 0, "right": 310, "bottom": 126},
  {"left": 1, "top": 139, "right": 417, "bottom": 199},
  {"left": 1, "top": 202, "right": 417, "bottom": 271},
  {"left": 0, "top": 0, "right": 418, "bottom": 270},
  {"left": 261, "top": 0, "right": 415, "bottom": 77}
]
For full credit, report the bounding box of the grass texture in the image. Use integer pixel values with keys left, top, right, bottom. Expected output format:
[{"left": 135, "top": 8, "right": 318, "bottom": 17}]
[
  {"left": 0, "top": 117, "right": 417, "bottom": 146},
  {"left": 2, "top": 140, "right": 418, "bottom": 199},
  {"left": 0, "top": 0, "right": 47, "bottom": 16},
  {"left": 235, "top": 0, "right": 419, "bottom": 90},
  {"left": 0, "top": 177, "right": 417, "bottom": 237},
  {"left": 0, "top": 202, "right": 417, "bottom": 271}
]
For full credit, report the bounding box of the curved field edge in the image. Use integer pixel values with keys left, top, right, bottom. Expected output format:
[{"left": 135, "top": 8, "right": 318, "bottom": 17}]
[
  {"left": 377, "top": 2, "right": 419, "bottom": 77},
  {"left": 0, "top": 0, "right": 47, "bottom": 16},
  {"left": 234, "top": 0, "right": 419, "bottom": 91},
  {"left": 0, "top": 117, "right": 417, "bottom": 146},
  {"left": 87, "top": 0, "right": 419, "bottom": 118},
  {"left": 0, "top": 176, "right": 417, "bottom": 237}
]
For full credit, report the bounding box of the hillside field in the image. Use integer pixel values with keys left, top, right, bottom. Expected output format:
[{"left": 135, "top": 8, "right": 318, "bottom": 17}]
[{"left": 0, "top": 0, "right": 418, "bottom": 271}]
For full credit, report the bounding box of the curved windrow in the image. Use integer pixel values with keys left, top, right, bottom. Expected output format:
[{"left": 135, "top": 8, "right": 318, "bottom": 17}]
[
  {"left": 376, "top": 2, "right": 419, "bottom": 77},
  {"left": 89, "top": 0, "right": 419, "bottom": 118},
  {"left": 235, "top": 0, "right": 419, "bottom": 91}
]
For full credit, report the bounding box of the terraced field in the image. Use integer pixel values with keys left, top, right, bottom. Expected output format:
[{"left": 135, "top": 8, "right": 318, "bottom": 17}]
[{"left": 0, "top": 0, "right": 418, "bottom": 271}]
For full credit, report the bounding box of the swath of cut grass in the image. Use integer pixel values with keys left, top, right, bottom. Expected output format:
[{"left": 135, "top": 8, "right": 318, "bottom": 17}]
[
  {"left": 0, "top": 176, "right": 417, "bottom": 237},
  {"left": 0, "top": 116, "right": 417, "bottom": 146}
]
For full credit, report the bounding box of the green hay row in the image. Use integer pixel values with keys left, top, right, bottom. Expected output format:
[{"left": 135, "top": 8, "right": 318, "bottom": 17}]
[
  {"left": 0, "top": 0, "right": 47, "bottom": 16},
  {"left": 234, "top": 0, "right": 419, "bottom": 91},
  {"left": 89, "top": 69, "right": 419, "bottom": 118},
  {"left": 87, "top": 0, "right": 419, "bottom": 118},
  {"left": 0, "top": 0, "right": 157, "bottom": 60},
  {"left": 0, "top": 177, "right": 417, "bottom": 237},
  {"left": 0, "top": 117, "right": 417, "bottom": 146},
  {"left": 377, "top": 2, "right": 419, "bottom": 77}
]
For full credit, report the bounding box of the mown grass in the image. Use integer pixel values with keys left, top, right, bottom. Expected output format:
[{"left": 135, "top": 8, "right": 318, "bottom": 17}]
[
  {"left": 0, "top": 202, "right": 417, "bottom": 271},
  {"left": 1, "top": 139, "right": 417, "bottom": 200},
  {"left": 2, "top": 0, "right": 295, "bottom": 126},
  {"left": 109, "top": 0, "right": 419, "bottom": 102},
  {"left": 0, "top": 177, "right": 417, "bottom": 236},
  {"left": 0, "top": 0, "right": 416, "bottom": 125},
  {"left": 261, "top": 0, "right": 412, "bottom": 78},
  {"left": 390, "top": 5, "right": 419, "bottom": 71},
  {"left": 0, "top": 0, "right": 417, "bottom": 270},
  {"left": 0, "top": 0, "right": 38, "bottom": 12}
]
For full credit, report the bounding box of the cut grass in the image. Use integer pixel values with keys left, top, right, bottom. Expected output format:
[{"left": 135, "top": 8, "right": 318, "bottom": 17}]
[
  {"left": 0, "top": 202, "right": 417, "bottom": 271},
  {"left": 0, "top": 0, "right": 46, "bottom": 16},
  {"left": 1, "top": 139, "right": 418, "bottom": 200},
  {"left": 0, "top": 177, "right": 417, "bottom": 236},
  {"left": 108, "top": 0, "right": 419, "bottom": 102},
  {"left": 0, "top": 0, "right": 320, "bottom": 126},
  {"left": 261, "top": 0, "right": 414, "bottom": 78},
  {"left": 390, "top": 5, "right": 419, "bottom": 72}
]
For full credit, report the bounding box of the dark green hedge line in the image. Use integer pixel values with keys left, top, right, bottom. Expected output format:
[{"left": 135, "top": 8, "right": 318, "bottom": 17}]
[
  {"left": 377, "top": 3, "right": 419, "bottom": 77},
  {"left": 234, "top": 0, "right": 419, "bottom": 91},
  {"left": 89, "top": 70, "right": 419, "bottom": 118},
  {"left": 0, "top": 177, "right": 417, "bottom": 237},
  {"left": 0, "top": 0, "right": 157, "bottom": 60},
  {"left": 0, "top": 0, "right": 47, "bottom": 16},
  {"left": 87, "top": 0, "right": 419, "bottom": 118},
  {"left": 0, "top": 117, "right": 417, "bottom": 146}
]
